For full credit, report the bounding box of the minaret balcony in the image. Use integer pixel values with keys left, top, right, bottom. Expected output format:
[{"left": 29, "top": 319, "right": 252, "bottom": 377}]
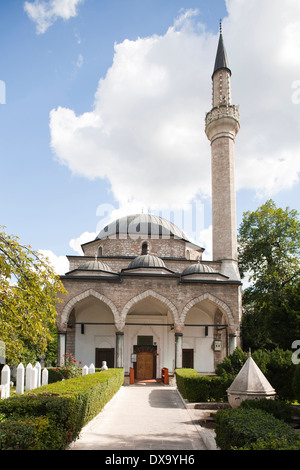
[
  {"left": 205, "top": 104, "right": 240, "bottom": 127},
  {"left": 205, "top": 104, "right": 240, "bottom": 142}
]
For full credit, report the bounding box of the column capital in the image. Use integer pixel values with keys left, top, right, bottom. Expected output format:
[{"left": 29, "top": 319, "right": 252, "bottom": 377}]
[{"left": 174, "top": 323, "right": 184, "bottom": 334}]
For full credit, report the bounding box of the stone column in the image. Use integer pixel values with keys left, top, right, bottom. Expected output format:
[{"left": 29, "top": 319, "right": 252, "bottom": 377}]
[
  {"left": 175, "top": 333, "right": 183, "bottom": 370},
  {"left": 57, "top": 332, "right": 66, "bottom": 366},
  {"left": 229, "top": 334, "right": 237, "bottom": 355},
  {"left": 116, "top": 331, "right": 124, "bottom": 368}
]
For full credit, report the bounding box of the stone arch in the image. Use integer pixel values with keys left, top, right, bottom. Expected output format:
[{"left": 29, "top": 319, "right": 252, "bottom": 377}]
[
  {"left": 121, "top": 289, "right": 180, "bottom": 324},
  {"left": 181, "top": 292, "right": 235, "bottom": 327},
  {"left": 60, "top": 289, "right": 120, "bottom": 330}
]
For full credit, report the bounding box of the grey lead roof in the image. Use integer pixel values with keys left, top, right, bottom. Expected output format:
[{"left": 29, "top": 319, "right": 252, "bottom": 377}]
[
  {"left": 182, "top": 263, "right": 215, "bottom": 275},
  {"left": 78, "top": 260, "right": 113, "bottom": 272},
  {"left": 213, "top": 32, "right": 231, "bottom": 78},
  {"left": 127, "top": 254, "right": 167, "bottom": 269},
  {"left": 96, "top": 213, "right": 189, "bottom": 241}
]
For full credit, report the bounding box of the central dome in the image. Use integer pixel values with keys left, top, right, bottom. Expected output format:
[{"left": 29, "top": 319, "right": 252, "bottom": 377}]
[{"left": 96, "top": 213, "right": 189, "bottom": 241}]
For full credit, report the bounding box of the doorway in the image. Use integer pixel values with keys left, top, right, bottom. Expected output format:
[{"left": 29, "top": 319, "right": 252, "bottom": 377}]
[
  {"left": 95, "top": 348, "right": 114, "bottom": 368},
  {"left": 136, "top": 351, "right": 153, "bottom": 379},
  {"left": 182, "top": 349, "right": 194, "bottom": 369},
  {"left": 134, "top": 345, "right": 157, "bottom": 379}
]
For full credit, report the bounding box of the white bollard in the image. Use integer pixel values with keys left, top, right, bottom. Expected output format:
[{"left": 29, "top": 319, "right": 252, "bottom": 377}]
[
  {"left": 25, "top": 363, "right": 33, "bottom": 391},
  {"left": 1, "top": 365, "right": 10, "bottom": 398},
  {"left": 88, "top": 363, "right": 95, "bottom": 374},
  {"left": 0, "top": 385, "right": 6, "bottom": 399},
  {"left": 82, "top": 365, "right": 89, "bottom": 376},
  {"left": 30, "top": 367, "right": 38, "bottom": 390},
  {"left": 35, "top": 362, "right": 41, "bottom": 387},
  {"left": 42, "top": 368, "right": 48, "bottom": 386},
  {"left": 16, "top": 363, "right": 25, "bottom": 395}
]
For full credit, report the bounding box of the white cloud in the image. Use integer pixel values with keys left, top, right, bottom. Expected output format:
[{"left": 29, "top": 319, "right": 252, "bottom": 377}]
[
  {"left": 198, "top": 225, "right": 212, "bottom": 261},
  {"left": 69, "top": 231, "right": 97, "bottom": 255},
  {"left": 24, "top": 0, "right": 84, "bottom": 34},
  {"left": 76, "top": 53, "right": 83, "bottom": 68},
  {"left": 39, "top": 249, "right": 69, "bottom": 275},
  {"left": 50, "top": 1, "right": 300, "bottom": 215}
]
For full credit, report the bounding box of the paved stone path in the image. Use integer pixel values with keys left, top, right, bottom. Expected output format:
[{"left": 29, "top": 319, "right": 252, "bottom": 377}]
[{"left": 69, "top": 383, "right": 208, "bottom": 451}]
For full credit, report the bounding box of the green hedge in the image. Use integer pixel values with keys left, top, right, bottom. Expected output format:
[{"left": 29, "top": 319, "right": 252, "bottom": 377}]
[
  {"left": 215, "top": 407, "right": 300, "bottom": 450},
  {"left": 46, "top": 367, "right": 103, "bottom": 383},
  {"left": 175, "top": 369, "right": 231, "bottom": 402},
  {"left": 0, "top": 368, "right": 124, "bottom": 450},
  {"left": 240, "top": 398, "right": 292, "bottom": 423}
]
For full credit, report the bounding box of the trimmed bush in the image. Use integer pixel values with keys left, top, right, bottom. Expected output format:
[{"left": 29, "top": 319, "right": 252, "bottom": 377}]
[
  {"left": 175, "top": 369, "right": 230, "bottom": 402},
  {"left": 175, "top": 369, "right": 199, "bottom": 400},
  {"left": 0, "top": 368, "right": 124, "bottom": 450},
  {"left": 215, "top": 407, "right": 300, "bottom": 450},
  {"left": 292, "top": 364, "right": 300, "bottom": 401},
  {"left": 240, "top": 398, "right": 292, "bottom": 423},
  {"left": 0, "top": 416, "right": 62, "bottom": 450}
]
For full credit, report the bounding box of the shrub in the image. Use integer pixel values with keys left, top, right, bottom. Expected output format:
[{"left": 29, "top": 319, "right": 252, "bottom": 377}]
[
  {"left": 216, "top": 347, "right": 296, "bottom": 401},
  {"left": 292, "top": 364, "right": 300, "bottom": 402},
  {"left": 253, "top": 348, "right": 295, "bottom": 401},
  {"left": 175, "top": 369, "right": 230, "bottom": 402},
  {"left": 215, "top": 347, "right": 248, "bottom": 377},
  {"left": 240, "top": 398, "right": 292, "bottom": 423},
  {"left": 0, "top": 368, "right": 124, "bottom": 450},
  {"left": 0, "top": 416, "right": 62, "bottom": 450},
  {"left": 47, "top": 366, "right": 103, "bottom": 383},
  {"left": 46, "top": 367, "right": 64, "bottom": 383},
  {"left": 175, "top": 369, "right": 199, "bottom": 400},
  {"left": 215, "top": 407, "right": 300, "bottom": 450}
]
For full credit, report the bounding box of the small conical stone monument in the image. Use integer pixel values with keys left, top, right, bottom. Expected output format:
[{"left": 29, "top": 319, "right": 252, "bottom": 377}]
[{"left": 227, "top": 355, "right": 276, "bottom": 408}]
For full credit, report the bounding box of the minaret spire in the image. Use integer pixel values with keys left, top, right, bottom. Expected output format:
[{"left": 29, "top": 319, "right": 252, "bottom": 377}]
[
  {"left": 212, "top": 21, "right": 231, "bottom": 78},
  {"left": 205, "top": 26, "right": 240, "bottom": 280}
]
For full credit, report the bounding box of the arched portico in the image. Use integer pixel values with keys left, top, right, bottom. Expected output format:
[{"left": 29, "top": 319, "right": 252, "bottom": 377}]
[
  {"left": 121, "top": 289, "right": 180, "bottom": 325},
  {"left": 57, "top": 289, "right": 121, "bottom": 367},
  {"left": 121, "top": 290, "right": 180, "bottom": 378},
  {"left": 181, "top": 293, "right": 235, "bottom": 327},
  {"left": 180, "top": 293, "right": 237, "bottom": 372},
  {"left": 60, "top": 289, "right": 120, "bottom": 329}
]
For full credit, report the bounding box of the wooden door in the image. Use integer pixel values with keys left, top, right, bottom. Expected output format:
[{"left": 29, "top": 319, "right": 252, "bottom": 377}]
[{"left": 136, "top": 351, "right": 154, "bottom": 379}]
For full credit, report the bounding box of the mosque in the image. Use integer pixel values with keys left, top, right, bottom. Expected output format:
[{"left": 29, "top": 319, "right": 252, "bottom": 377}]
[{"left": 56, "top": 27, "right": 242, "bottom": 378}]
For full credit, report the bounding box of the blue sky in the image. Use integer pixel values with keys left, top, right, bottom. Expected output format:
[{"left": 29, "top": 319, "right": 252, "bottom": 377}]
[{"left": 1, "top": 0, "right": 300, "bottom": 273}]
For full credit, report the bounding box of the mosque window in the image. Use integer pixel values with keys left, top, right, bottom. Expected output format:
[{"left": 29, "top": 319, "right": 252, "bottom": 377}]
[
  {"left": 137, "top": 336, "right": 153, "bottom": 346},
  {"left": 141, "top": 242, "right": 148, "bottom": 255}
]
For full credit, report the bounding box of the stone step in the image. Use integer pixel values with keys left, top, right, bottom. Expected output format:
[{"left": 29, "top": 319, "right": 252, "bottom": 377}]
[{"left": 194, "top": 402, "right": 230, "bottom": 410}]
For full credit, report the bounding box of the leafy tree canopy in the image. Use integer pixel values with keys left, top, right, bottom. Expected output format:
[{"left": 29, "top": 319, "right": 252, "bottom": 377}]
[
  {"left": 0, "top": 226, "right": 66, "bottom": 363},
  {"left": 238, "top": 200, "right": 300, "bottom": 350}
]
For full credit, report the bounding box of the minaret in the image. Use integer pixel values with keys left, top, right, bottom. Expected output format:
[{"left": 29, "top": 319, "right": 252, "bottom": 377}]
[{"left": 205, "top": 22, "right": 240, "bottom": 279}]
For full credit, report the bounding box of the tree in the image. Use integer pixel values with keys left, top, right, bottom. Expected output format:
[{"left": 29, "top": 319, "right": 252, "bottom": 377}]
[
  {"left": 0, "top": 226, "right": 66, "bottom": 363},
  {"left": 238, "top": 200, "right": 300, "bottom": 350}
]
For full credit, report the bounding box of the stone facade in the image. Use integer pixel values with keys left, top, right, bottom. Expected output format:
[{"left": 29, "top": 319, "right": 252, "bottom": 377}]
[{"left": 55, "top": 29, "right": 243, "bottom": 378}]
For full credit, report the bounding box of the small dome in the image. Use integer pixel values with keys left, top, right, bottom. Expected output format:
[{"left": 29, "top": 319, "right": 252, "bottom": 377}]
[
  {"left": 78, "top": 260, "right": 112, "bottom": 272},
  {"left": 182, "top": 263, "right": 214, "bottom": 275},
  {"left": 128, "top": 254, "right": 166, "bottom": 269}
]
